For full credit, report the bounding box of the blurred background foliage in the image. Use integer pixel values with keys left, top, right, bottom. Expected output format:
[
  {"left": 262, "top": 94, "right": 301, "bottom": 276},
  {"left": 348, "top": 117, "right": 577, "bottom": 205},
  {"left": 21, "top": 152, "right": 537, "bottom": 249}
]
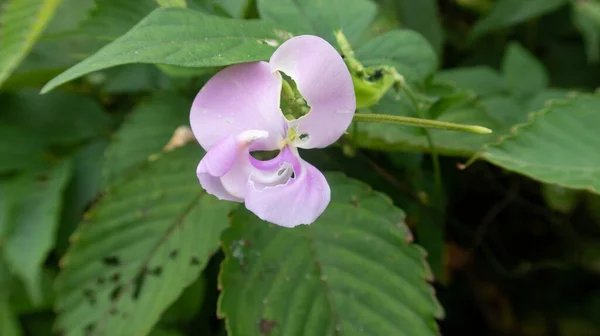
[{"left": 1, "top": 0, "right": 600, "bottom": 335}]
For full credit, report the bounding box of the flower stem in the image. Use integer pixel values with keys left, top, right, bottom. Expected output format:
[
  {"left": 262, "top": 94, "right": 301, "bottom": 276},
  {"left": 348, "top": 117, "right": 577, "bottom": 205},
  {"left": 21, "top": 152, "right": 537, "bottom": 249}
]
[{"left": 351, "top": 113, "right": 493, "bottom": 134}]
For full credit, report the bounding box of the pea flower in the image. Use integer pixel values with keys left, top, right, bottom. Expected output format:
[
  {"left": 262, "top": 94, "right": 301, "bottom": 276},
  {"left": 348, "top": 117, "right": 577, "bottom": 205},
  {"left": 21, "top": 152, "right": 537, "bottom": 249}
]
[{"left": 190, "top": 35, "right": 356, "bottom": 227}]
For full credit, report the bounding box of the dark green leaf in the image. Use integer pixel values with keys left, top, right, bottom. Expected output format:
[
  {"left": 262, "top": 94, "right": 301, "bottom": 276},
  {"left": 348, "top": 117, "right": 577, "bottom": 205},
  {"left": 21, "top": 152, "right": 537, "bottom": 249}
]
[
  {"left": 483, "top": 93, "right": 600, "bottom": 194},
  {"left": 42, "top": 7, "right": 286, "bottom": 93},
  {"left": 103, "top": 93, "right": 190, "bottom": 186},
  {"left": 0, "top": 0, "right": 63, "bottom": 86},
  {"left": 502, "top": 42, "right": 549, "bottom": 99},
  {"left": 2, "top": 160, "right": 72, "bottom": 303},
  {"left": 219, "top": 173, "right": 443, "bottom": 336},
  {"left": 355, "top": 30, "right": 438, "bottom": 83},
  {"left": 54, "top": 145, "right": 235, "bottom": 336},
  {"left": 471, "top": 0, "right": 568, "bottom": 39},
  {"left": 1, "top": 91, "right": 112, "bottom": 145},
  {"left": 257, "top": 0, "right": 376, "bottom": 45},
  {"left": 436, "top": 66, "right": 507, "bottom": 97}
]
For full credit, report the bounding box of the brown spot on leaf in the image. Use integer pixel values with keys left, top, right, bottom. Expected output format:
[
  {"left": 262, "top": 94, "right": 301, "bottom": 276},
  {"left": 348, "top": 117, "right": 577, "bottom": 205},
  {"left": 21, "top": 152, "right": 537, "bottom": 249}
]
[
  {"left": 110, "top": 285, "right": 123, "bottom": 302},
  {"left": 259, "top": 319, "right": 278, "bottom": 336},
  {"left": 103, "top": 256, "right": 120, "bottom": 266}
]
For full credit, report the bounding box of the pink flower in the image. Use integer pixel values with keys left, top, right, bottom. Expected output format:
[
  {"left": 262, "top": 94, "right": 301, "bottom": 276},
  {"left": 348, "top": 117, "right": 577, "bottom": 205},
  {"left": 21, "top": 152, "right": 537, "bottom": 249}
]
[{"left": 190, "top": 35, "right": 356, "bottom": 227}]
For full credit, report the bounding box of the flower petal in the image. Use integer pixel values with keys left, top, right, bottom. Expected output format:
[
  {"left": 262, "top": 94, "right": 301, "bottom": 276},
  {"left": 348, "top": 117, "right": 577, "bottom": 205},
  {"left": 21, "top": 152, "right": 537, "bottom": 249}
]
[
  {"left": 270, "top": 35, "right": 356, "bottom": 149},
  {"left": 196, "top": 130, "right": 269, "bottom": 201},
  {"left": 245, "top": 147, "right": 330, "bottom": 227},
  {"left": 190, "top": 62, "right": 286, "bottom": 151}
]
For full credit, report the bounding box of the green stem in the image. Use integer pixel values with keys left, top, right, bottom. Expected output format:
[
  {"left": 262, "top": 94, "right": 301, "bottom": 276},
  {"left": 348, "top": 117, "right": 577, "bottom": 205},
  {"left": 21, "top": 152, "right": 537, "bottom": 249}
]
[{"left": 351, "top": 113, "right": 492, "bottom": 134}]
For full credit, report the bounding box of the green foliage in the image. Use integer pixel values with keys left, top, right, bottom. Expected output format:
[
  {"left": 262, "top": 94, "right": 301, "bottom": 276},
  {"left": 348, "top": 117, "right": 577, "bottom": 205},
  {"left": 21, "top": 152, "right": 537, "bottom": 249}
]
[
  {"left": 258, "top": 0, "right": 376, "bottom": 45},
  {"left": 483, "top": 93, "right": 600, "bottom": 193},
  {"left": 41, "top": 7, "right": 285, "bottom": 93},
  {"left": 2, "top": 0, "right": 600, "bottom": 335},
  {"left": 1, "top": 161, "right": 72, "bottom": 303},
  {"left": 0, "top": 0, "right": 64, "bottom": 86},
  {"left": 54, "top": 145, "right": 235, "bottom": 335},
  {"left": 219, "top": 174, "right": 443, "bottom": 336},
  {"left": 471, "top": 0, "right": 568, "bottom": 38}
]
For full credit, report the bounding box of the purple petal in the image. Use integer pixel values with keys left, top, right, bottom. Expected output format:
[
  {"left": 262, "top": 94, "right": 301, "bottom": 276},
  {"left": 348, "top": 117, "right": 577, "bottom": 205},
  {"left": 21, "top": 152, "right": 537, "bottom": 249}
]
[
  {"left": 270, "top": 35, "right": 356, "bottom": 149},
  {"left": 190, "top": 62, "right": 286, "bottom": 151},
  {"left": 196, "top": 130, "right": 269, "bottom": 201},
  {"left": 245, "top": 146, "right": 330, "bottom": 228}
]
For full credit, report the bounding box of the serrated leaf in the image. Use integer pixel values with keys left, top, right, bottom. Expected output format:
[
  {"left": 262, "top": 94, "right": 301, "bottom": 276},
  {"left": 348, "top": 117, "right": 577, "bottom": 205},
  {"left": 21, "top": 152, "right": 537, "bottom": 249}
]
[
  {"left": 54, "top": 145, "right": 235, "bottom": 336},
  {"left": 257, "top": 0, "right": 376, "bottom": 45},
  {"left": 436, "top": 66, "right": 507, "bottom": 97},
  {"left": 42, "top": 7, "right": 284, "bottom": 93},
  {"left": 502, "top": 42, "right": 548, "bottom": 99},
  {"left": 2, "top": 160, "right": 72, "bottom": 303},
  {"left": 0, "top": 0, "right": 63, "bottom": 87},
  {"left": 103, "top": 94, "right": 190, "bottom": 186},
  {"left": 219, "top": 173, "right": 443, "bottom": 336},
  {"left": 355, "top": 29, "right": 438, "bottom": 83},
  {"left": 471, "top": 0, "right": 568, "bottom": 39},
  {"left": 1, "top": 91, "right": 112, "bottom": 144},
  {"left": 483, "top": 93, "right": 600, "bottom": 194}
]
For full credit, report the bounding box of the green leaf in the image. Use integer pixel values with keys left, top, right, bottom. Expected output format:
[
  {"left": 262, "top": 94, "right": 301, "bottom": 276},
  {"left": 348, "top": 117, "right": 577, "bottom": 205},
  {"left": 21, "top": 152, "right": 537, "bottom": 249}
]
[
  {"left": 541, "top": 183, "right": 580, "bottom": 214},
  {"left": 471, "top": 0, "right": 568, "bottom": 39},
  {"left": 502, "top": 42, "right": 549, "bottom": 99},
  {"left": 161, "top": 273, "right": 205, "bottom": 324},
  {"left": 219, "top": 173, "right": 443, "bottom": 336},
  {"left": 157, "top": 0, "right": 187, "bottom": 8},
  {"left": 436, "top": 66, "right": 507, "bottom": 97},
  {"left": 483, "top": 93, "right": 600, "bottom": 194},
  {"left": 1, "top": 91, "right": 112, "bottom": 144},
  {"left": 385, "top": 0, "right": 444, "bottom": 56},
  {"left": 0, "top": 298, "right": 23, "bottom": 336},
  {"left": 0, "top": 0, "right": 64, "bottom": 87},
  {"left": 57, "top": 139, "right": 109, "bottom": 256},
  {"left": 257, "top": 0, "right": 376, "bottom": 45},
  {"left": 54, "top": 145, "right": 235, "bottom": 336},
  {"left": 2, "top": 160, "right": 72, "bottom": 303},
  {"left": 572, "top": 0, "right": 600, "bottom": 63},
  {"left": 0, "top": 123, "right": 47, "bottom": 173},
  {"left": 103, "top": 94, "right": 190, "bottom": 186},
  {"left": 42, "top": 7, "right": 284, "bottom": 93},
  {"left": 80, "top": 0, "right": 157, "bottom": 41},
  {"left": 354, "top": 30, "right": 438, "bottom": 83}
]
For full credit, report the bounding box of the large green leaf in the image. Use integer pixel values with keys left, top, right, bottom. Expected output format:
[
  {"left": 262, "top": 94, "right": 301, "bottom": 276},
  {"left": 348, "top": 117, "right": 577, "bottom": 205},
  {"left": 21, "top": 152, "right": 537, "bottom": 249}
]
[
  {"left": 354, "top": 29, "right": 438, "bottom": 83},
  {"left": 103, "top": 94, "right": 190, "bottom": 186},
  {"left": 54, "top": 145, "right": 235, "bottom": 336},
  {"left": 483, "top": 93, "right": 600, "bottom": 194},
  {"left": 0, "top": 0, "right": 63, "bottom": 87},
  {"left": 471, "top": 0, "right": 568, "bottom": 39},
  {"left": 502, "top": 42, "right": 549, "bottom": 100},
  {"left": 219, "top": 173, "right": 443, "bottom": 336},
  {"left": 257, "top": 0, "right": 376, "bottom": 44},
  {"left": 42, "top": 7, "right": 285, "bottom": 93},
  {"left": 1, "top": 160, "right": 72, "bottom": 303}
]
